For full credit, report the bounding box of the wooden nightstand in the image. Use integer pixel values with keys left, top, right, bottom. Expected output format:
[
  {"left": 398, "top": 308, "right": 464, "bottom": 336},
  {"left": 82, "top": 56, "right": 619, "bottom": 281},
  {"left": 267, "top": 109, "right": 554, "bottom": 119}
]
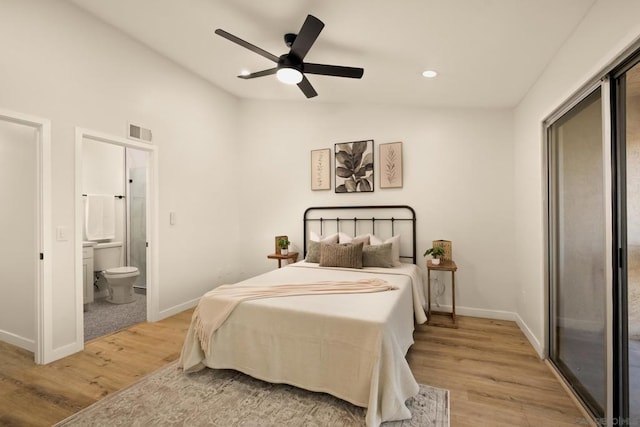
[
  {"left": 426, "top": 259, "right": 458, "bottom": 328},
  {"left": 267, "top": 252, "right": 299, "bottom": 268}
]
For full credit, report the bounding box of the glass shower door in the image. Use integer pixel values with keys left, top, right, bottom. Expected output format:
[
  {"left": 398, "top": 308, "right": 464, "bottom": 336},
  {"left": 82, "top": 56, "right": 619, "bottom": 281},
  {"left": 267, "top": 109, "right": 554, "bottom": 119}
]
[
  {"left": 128, "top": 166, "right": 147, "bottom": 288},
  {"left": 548, "top": 88, "right": 607, "bottom": 418}
]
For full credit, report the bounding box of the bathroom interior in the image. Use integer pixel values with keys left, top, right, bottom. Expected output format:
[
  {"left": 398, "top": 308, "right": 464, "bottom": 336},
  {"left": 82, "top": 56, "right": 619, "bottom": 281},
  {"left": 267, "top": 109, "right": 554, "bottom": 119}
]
[{"left": 82, "top": 138, "right": 148, "bottom": 342}]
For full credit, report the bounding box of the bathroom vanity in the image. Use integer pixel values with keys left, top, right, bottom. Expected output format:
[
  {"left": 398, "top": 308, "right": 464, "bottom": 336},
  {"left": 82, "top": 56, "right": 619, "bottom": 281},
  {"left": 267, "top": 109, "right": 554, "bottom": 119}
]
[{"left": 82, "top": 242, "right": 95, "bottom": 304}]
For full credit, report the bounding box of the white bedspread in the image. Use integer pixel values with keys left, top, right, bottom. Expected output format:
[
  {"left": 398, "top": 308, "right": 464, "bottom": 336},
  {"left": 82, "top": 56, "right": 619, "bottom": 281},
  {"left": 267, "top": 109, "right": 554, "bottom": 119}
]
[{"left": 180, "top": 262, "right": 427, "bottom": 427}]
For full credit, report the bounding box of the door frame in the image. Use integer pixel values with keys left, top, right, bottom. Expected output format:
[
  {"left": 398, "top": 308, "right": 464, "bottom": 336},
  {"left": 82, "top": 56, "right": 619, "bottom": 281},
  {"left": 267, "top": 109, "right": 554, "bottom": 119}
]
[
  {"left": 0, "top": 108, "right": 52, "bottom": 364},
  {"left": 74, "top": 128, "right": 159, "bottom": 349},
  {"left": 543, "top": 80, "right": 614, "bottom": 424}
]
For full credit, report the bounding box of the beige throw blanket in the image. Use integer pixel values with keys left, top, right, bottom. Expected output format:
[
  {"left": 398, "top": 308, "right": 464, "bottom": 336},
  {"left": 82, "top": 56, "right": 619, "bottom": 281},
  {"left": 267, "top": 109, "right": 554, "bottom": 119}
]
[{"left": 192, "top": 278, "right": 397, "bottom": 354}]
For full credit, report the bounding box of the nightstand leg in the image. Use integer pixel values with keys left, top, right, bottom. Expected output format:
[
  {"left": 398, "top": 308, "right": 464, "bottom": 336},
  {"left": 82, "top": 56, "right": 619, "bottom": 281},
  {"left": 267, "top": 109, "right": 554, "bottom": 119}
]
[
  {"left": 451, "top": 271, "right": 456, "bottom": 324},
  {"left": 427, "top": 269, "right": 431, "bottom": 319}
]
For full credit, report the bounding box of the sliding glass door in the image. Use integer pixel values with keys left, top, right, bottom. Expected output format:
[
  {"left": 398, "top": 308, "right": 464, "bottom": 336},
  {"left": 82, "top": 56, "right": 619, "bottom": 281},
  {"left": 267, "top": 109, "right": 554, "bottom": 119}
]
[
  {"left": 614, "top": 57, "right": 640, "bottom": 424},
  {"left": 547, "top": 87, "right": 607, "bottom": 418}
]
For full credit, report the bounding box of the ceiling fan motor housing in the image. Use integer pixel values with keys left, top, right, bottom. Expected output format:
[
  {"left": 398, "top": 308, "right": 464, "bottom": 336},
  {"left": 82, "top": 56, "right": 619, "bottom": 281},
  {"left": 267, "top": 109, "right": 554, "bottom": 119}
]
[
  {"left": 278, "top": 53, "right": 302, "bottom": 72},
  {"left": 284, "top": 33, "right": 297, "bottom": 47}
]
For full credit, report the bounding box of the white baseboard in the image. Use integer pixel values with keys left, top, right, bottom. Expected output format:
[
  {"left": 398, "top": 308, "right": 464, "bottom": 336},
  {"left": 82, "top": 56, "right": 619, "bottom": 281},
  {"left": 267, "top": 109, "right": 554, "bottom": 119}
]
[
  {"left": 0, "top": 329, "right": 35, "bottom": 352},
  {"left": 157, "top": 297, "right": 199, "bottom": 321},
  {"left": 47, "top": 340, "right": 83, "bottom": 364},
  {"left": 514, "top": 313, "right": 544, "bottom": 358},
  {"left": 429, "top": 304, "right": 545, "bottom": 358}
]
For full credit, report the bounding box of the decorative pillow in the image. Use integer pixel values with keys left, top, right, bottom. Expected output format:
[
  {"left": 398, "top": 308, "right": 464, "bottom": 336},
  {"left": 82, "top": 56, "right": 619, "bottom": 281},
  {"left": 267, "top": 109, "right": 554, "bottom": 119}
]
[
  {"left": 305, "top": 240, "right": 322, "bottom": 263},
  {"left": 338, "top": 232, "right": 371, "bottom": 246},
  {"left": 319, "top": 242, "right": 364, "bottom": 269},
  {"left": 369, "top": 234, "right": 401, "bottom": 266},
  {"left": 362, "top": 243, "right": 395, "bottom": 268},
  {"left": 310, "top": 231, "right": 339, "bottom": 244}
]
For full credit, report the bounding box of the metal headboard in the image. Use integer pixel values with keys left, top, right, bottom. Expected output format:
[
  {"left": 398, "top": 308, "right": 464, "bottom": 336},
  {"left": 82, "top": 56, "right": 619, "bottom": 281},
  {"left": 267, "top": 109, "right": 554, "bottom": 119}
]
[{"left": 303, "top": 205, "right": 417, "bottom": 264}]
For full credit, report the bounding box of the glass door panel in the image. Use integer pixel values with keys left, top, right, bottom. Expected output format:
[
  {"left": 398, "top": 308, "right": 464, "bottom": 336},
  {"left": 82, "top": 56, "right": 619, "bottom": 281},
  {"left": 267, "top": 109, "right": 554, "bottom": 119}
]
[
  {"left": 548, "top": 88, "right": 606, "bottom": 417},
  {"left": 624, "top": 61, "right": 640, "bottom": 423}
]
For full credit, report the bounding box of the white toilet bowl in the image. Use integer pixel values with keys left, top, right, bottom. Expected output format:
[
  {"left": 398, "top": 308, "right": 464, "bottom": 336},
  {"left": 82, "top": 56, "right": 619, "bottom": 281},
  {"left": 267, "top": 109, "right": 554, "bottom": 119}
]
[{"left": 103, "top": 266, "right": 139, "bottom": 304}]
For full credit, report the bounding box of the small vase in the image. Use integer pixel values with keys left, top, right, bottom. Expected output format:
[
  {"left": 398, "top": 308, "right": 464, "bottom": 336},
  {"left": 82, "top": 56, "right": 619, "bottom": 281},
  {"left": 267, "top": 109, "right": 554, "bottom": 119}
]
[
  {"left": 431, "top": 258, "right": 440, "bottom": 265},
  {"left": 281, "top": 248, "right": 288, "bottom": 255}
]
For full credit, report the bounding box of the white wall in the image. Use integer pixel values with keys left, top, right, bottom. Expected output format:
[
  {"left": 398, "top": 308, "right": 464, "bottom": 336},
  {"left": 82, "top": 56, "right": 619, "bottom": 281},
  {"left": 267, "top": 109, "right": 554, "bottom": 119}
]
[
  {"left": 0, "top": 120, "right": 37, "bottom": 349},
  {"left": 513, "top": 0, "right": 640, "bottom": 352},
  {"left": 0, "top": 0, "right": 242, "bottom": 357},
  {"left": 236, "top": 100, "right": 518, "bottom": 318}
]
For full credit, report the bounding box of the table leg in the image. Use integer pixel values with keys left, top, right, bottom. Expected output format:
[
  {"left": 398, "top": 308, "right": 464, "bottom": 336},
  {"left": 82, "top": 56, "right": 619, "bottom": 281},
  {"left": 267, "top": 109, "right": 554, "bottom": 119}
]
[
  {"left": 277, "top": 259, "right": 282, "bottom": 268},
  {"left": 427, "top": 269, "right": 431, "bottom": 319},
  {"left": 451, "top": 271, "right": 456, "bottom": 324}
]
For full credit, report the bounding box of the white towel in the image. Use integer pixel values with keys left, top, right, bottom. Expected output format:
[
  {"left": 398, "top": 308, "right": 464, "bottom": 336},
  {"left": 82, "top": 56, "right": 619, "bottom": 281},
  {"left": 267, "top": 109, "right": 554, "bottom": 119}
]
[{"left": 85, "top": 194, "right": 116, "bottom": 240}]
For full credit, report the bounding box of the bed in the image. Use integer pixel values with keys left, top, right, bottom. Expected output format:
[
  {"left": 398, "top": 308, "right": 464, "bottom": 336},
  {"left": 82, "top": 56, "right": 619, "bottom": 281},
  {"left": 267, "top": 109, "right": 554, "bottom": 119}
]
[{"left": 180, "top": 205, "right": 427, "bottom": 426}]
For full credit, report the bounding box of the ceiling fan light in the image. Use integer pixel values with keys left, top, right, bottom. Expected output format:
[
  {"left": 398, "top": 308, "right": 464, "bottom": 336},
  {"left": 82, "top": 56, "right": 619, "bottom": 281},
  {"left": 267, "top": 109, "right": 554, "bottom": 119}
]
[{"left": 277, "top": 67, "right": 303, "bottom": 84}]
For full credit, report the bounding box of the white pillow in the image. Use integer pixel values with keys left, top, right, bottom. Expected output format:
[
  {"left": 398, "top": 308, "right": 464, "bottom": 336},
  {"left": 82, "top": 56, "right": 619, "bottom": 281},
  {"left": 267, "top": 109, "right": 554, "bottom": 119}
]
[
  {"left": 310, "top": 231, "right": 339, "bottom": 244},
  {"left": 369, "top": 234, "right": 401, "bottom": 266},
  {"left": 338, "top": 232, "right": 370, "bottom": 245}
]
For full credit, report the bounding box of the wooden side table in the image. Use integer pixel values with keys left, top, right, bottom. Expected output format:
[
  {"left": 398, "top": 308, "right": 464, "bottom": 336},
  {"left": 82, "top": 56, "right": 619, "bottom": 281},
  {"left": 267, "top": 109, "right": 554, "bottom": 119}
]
[
  {"left": 426, "top": 259, "right": 458, "bottom": 328},
  {"left": 267, "top": 252, "right": 299, "bottom": 268}
]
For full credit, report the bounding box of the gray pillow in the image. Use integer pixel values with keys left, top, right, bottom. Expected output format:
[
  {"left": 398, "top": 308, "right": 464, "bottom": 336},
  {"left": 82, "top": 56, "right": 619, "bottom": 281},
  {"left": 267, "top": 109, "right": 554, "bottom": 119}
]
[
  {"left": 362, "top": 243, "right": 395, "bottom": 268},
  {"left": 319, "top": 242, "right": 364, "bottom": 269},
  {"left": 306, "top": 240, "right": 321, "bottom": 263}
]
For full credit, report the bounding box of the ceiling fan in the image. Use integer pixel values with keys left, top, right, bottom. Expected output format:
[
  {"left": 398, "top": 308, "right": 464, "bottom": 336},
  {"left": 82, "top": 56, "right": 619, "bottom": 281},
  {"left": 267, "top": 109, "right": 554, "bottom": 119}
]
[{"left": 215, "top": 14, "right": 364, "bottom": 99}]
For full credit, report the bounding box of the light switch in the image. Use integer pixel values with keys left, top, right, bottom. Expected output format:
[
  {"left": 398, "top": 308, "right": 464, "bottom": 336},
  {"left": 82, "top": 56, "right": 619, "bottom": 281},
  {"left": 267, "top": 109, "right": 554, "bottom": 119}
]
[
  {"left": 169, "top": 212, "right": 176, "bottom": 225},
  {"left": 56, "top": 226, "right": 69, "bottom": 241}
]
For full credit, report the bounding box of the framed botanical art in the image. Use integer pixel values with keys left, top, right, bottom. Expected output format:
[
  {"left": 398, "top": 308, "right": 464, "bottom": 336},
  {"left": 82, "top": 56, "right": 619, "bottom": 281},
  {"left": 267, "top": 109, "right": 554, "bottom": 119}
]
[
  {"left": 310, "top": 148, "right": 331, "bottom": 190},
  {"left": 379, "top": 141, "right": 403, "bottom": 188},
  {"left": 335, "top": 140, "right": 374, "bottom": 193}
]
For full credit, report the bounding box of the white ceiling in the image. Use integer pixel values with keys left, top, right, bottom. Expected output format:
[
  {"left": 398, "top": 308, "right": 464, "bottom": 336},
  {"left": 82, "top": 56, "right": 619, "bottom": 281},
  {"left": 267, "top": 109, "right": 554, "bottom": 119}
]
[{"left": 70, "top": 0, "right": 595, "bottom": 108}]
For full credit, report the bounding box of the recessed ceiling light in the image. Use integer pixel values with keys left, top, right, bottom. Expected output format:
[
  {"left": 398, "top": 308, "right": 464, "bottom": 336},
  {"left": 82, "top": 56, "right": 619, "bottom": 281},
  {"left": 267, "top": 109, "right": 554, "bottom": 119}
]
[
  {"left": 240, "top": 69, "right": 250, "bottom": 76},
  {"left": 422, "top": 70, "right": 438, "bottom": 78}
]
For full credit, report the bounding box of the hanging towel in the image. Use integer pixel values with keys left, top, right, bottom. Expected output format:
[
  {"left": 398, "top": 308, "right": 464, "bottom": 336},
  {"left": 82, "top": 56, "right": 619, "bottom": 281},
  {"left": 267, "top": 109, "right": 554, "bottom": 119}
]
[{"left": 85, "top": 194, "right": 116, "bottom": 241}]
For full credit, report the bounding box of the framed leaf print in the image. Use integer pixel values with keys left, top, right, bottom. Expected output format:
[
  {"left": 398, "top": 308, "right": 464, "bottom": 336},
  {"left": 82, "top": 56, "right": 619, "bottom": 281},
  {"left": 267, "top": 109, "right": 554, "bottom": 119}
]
[
  {"left": 335, "top": 140, "right": 374, "bottom": 193},
  {"left": 310, "top": 148, "right": 331, "bottom": 190},
  {"left": 379, "top": 142, "right": 403, "bottom": 188}
]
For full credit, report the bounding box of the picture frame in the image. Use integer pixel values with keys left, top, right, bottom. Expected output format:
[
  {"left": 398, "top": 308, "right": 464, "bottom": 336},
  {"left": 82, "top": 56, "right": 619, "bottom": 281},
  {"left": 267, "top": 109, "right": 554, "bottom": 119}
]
[
  {"left": 310, "top": 148, "right": 331, "bottom": 190},
  {"left": 334, "top": 140, "right": 374, "bottom": 193},
  {"left": 379, "top": 142, "right": 403, "bottom": 188}
]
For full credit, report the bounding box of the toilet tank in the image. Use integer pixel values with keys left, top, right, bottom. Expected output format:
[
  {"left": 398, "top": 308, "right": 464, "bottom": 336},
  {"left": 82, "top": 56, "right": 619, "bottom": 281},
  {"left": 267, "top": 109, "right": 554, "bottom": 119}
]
[{"left": 93, "top": 241, "right": 123, "bottom": 271}]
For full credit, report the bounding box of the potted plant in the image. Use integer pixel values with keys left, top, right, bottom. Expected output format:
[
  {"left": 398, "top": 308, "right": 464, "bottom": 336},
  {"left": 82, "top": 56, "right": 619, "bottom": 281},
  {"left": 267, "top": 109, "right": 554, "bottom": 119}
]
[
  {"left": 279, "top": 238, "right": 291, "bottom": 255},
  {"left": 423, "top": 246, "right": 446, "bottom": 265}
]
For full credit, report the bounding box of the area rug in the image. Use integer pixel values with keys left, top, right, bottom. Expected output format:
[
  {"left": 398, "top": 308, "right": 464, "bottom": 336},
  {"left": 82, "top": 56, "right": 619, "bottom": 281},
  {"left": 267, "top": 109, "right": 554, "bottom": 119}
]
[{"left": 55, "top": 362, "right": 449, "bottom": 426}]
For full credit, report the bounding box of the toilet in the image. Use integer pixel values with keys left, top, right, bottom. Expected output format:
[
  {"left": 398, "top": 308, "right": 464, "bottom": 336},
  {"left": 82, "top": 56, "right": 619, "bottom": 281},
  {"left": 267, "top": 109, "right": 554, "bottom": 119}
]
[{"left": 93, "top": 241, "right": 139, "bottom": 304}]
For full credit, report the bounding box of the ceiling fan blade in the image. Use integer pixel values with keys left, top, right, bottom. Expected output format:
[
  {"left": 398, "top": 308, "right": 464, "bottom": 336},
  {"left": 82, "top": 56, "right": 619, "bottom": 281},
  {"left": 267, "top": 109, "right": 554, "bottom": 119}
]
[
  {"left": 290, "top": 15, "right": 324, "bottom": 61},
  {"left": 303, "top": 63, "right": 364, "bottom": 79},
  {"left": 297, "top": 75, "right": 318, "bottom": 98},
  {"left": 215, "top": 29, "right": 279, "bottom": 63},
  {"left": 238, "top": 68, "right": 277, "bottom": 79}
]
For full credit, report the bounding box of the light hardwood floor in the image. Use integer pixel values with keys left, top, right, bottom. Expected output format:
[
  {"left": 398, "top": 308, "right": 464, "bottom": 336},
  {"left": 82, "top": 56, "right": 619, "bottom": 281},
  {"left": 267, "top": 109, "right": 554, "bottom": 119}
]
[
  {"left": 1, "top": 311, "right": 586, "bottom": 426},
  {"left": 408, "top": 315, "right": 587, "bottom": 426}
]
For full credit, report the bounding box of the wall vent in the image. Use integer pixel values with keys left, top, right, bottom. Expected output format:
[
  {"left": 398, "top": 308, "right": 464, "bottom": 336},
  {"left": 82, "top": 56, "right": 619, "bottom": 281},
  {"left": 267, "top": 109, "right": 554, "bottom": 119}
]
[{"left": 127, "top": 123, "right": 152, "bottom": 143}]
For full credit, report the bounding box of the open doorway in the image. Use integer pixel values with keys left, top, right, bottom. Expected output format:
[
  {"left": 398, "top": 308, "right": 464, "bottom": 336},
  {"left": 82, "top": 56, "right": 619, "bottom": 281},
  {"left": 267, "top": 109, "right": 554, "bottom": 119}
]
[
  {"left": 75, "top": 128, "right": 157, "bottom": 347},
  {"left": 0, "top": 109, "right": 51, "bottom": 364}
]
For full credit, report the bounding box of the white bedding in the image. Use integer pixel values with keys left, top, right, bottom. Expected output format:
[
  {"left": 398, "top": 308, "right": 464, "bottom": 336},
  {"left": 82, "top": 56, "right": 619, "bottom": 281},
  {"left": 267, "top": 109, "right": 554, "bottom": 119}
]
[{"left": 180, "top": 261, "right": 427, "bottom": 427}]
